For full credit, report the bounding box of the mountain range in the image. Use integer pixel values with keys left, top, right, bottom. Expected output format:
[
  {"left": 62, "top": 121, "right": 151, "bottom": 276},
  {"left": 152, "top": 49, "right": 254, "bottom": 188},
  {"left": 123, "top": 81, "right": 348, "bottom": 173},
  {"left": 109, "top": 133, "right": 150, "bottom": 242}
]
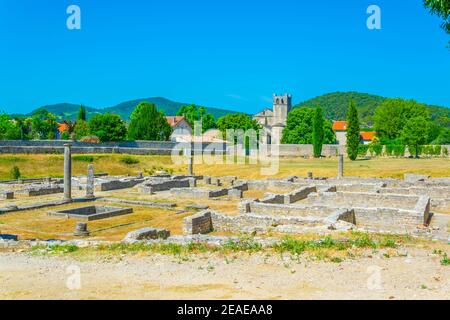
[
  {"left": 21, "top": 92, "right": 450, "bottom": 125},
  {"left": 25, "top": 97, "right": 234, "bottom": 121}
]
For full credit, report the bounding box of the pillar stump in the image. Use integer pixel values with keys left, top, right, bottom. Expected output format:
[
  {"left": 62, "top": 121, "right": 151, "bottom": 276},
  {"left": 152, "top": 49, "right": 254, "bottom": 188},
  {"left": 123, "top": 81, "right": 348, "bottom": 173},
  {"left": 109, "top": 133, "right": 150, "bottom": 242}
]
[
  {"left": 63, "top": 144, "right": 72, "bottom": 202},
  {"left": 338, "top": 154, "right": 344, "bottom": 179}
]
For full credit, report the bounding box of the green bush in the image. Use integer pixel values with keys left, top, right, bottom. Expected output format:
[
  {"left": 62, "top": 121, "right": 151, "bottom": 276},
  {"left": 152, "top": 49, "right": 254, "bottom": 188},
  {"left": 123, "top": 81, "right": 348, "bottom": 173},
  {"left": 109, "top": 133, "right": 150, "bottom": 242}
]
[
  {"left": 73, "top": 155, "right": 94, "bottom": 162},
  {"left": 10, "top": 166, "right": 21, "bottom": 180},
  {"left": 120, "top": 156, "right": 140, "bottom": 165},
  {"left": 358, "top": 144, "right": 369, "bottom": 157},
  {"left": 443, "top": 148, "right": 449, "bottom": 157},
  {"left": 433, "top": 145, "right": 442, "bottom": 156},
  {"left": 384, "top": 144, "right": 394, "bottom": 156},
  {"left": 408, "top": 145, "right": 422, "bottom": 157},
  {"left": 369, "top": 143, "right": 383, "bottom": 156},
  {"left": 393, "top": 144, "right": 406, "bottom": 157}
]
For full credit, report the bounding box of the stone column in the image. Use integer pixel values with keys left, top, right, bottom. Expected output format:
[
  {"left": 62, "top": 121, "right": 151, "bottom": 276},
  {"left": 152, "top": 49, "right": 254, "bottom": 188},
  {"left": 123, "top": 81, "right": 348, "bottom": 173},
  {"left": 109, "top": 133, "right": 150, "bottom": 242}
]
[
  {"left": 187, "top": 143, "right": 194, "bottom": 176},
  {"left": 338, "top": 154, "right": 344, "bottom": 179},
  {"left": 86, "top": 164, "right": 95, "bottom": 199},
  {"left": 63, "top": 144, "right": 72, "bottom": 202}
]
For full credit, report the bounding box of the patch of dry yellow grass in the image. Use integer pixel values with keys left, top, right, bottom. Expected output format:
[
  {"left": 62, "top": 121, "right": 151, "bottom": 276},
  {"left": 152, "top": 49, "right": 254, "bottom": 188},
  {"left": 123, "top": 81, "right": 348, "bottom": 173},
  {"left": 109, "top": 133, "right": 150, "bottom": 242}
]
[
  {"left": 0, "top": 154, "right": 449, "bottom": 180},
  {"left": 0, "top": 202, "right": 190, "bottom": 241}
]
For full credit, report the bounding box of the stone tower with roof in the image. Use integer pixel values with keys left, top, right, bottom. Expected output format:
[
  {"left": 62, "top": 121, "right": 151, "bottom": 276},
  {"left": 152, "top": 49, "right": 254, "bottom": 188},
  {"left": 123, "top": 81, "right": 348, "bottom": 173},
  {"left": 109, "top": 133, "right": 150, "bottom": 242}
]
[{"left": 253, "top": 93, "right": 292, "bottom": 144}]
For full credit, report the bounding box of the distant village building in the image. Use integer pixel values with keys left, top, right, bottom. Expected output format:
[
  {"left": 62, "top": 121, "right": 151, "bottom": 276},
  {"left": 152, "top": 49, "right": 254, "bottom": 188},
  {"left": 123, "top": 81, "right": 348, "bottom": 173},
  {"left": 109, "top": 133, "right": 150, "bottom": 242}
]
[
  {"left": 359, "top": 131, "right": 376, "bottom": 145},
  {"left": 57, "top": 123, "right": 69, "bottom": 140},
  {"left": 332, "top": 121, "right": 348, "bottom": 145},
  {"left": 165, "top": 116, "right": 192, "bottom": 142},
  {"left": 332, "top": 121, "right": 376, "bottom": 145},
  {"left": 253, "top": 94, "right": 292, "bottom": 145}
]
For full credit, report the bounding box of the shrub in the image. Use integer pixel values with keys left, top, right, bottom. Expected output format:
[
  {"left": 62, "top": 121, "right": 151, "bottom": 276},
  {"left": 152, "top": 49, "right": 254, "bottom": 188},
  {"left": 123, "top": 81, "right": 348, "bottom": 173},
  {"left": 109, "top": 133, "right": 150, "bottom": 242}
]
[
  {"left": 358, "top": 144, "right": 369, "bottom": 157},
  {"left": 120, "top": 156, "right": 139, "bottom": 165},
  {"left": 443, "top": 148, "right": 449, "bottom": 157},
  {"left": 73, "top": 155, "right": 94, "bottom": 162},
  {"left": 60, "top": 131, "right": 70, "bottom": 140},
  {"left": 433, "top": 145, "right": 442, "bottom": 156},
  {"left": 393, "top": 144, "right": 406, "bottom": 157},
  {"left": 408, "top": 145, "right": 422, "bottom": 157},
  {"left": 10, "top": 166, "right": 21, "bottom": 180},
  {"left": 369, "top": 143, "right": 383, "bottom": 156}
]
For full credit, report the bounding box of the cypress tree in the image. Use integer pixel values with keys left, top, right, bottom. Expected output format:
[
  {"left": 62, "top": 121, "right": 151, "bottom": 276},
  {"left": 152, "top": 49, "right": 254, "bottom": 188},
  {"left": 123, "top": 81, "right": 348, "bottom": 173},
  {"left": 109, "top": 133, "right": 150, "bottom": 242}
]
[
  {"left": 346, "top": 100, "right": 360, "bottom": 160},
  {"left": 77, "top": 105, "right": 87, "bottom": 121},
  {"left": 312, "top": 106, "right": 324, "bottom": 158}
]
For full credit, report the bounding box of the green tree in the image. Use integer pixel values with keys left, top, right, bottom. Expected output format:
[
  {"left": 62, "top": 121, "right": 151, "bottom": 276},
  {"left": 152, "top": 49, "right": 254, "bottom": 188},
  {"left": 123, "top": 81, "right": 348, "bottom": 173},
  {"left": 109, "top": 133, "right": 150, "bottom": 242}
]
[
  {"left": 216, "top": 113, "right": 260, "bottom": 142},
  {"left": 30, "top": 109, "right": 58, "bottom": 139},
  {"left": 373, "top": 99, "right": 429, "bottom": 140},
  {"left": 77, "top": 105, "right": 87, "bottom": 121},
  {"left": 127, "top": 102, "right": 172, "bottom": 141},
  {"left": 424, "top": 0, "right": 450, "bottom": 35},
  {"left": 401, "top": 116, "right": 431, "bottom": 158},
  {"left": 281, "top": 108, "right": 335, "bottom": 144},
  {"left": 432, "top": 127, "right": 450, "bottom": 144},
  {"left": 346, "top": 100, "right": 360, "bottom": 161},
  {"left": 73, "top": 120, "right": 90, "bottom": 139},
  {"left": 0, "top": 113, "right": 21, "bottom": 140},
  {"left": 177, "top": 104, "right": 216, "bottom": 133},
  {"left": 88, "top": 114, "right": 127, "bottom": 142},
  {"left": 312, "top": 106, "right": 325, "bottom": 157}
]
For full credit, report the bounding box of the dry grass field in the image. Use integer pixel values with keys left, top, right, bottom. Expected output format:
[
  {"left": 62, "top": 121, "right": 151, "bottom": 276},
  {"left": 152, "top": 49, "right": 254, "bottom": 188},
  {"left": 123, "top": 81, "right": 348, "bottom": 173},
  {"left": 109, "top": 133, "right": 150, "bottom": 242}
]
[{"left": 0, "top": 154, "right": 449, "bottom": 180}]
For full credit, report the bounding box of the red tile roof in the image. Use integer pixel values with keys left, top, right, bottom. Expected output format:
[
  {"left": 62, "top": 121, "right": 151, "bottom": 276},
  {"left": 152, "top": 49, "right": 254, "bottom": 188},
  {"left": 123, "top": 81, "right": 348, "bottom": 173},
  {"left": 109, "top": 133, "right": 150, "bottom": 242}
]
[
  {"left": 332, "top": 121, "right": 347, "bottom": 131},
  {"left": 58, "top": 123, "right": 68, "bottom": 133},
  {"left": 165, "top": 116, "right": 186, "bottom": 128},
  {"left": 360, "top": 131, "right": 376, "bottom": 141}
]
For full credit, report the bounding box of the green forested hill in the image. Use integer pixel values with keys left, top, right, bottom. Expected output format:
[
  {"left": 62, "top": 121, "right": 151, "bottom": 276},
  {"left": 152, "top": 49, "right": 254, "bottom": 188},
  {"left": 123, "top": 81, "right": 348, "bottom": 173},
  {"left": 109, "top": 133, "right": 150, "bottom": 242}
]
[
  {"left": 27, "top": 98, "right": 235, "bottom": 121},
  {"left": 295, "top": 92, "right": 450, "bottom": 126}
]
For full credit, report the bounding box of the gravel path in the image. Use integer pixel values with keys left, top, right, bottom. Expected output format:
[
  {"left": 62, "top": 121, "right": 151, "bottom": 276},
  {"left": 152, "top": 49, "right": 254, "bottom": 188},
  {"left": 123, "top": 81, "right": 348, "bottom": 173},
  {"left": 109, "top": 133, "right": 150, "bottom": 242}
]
[{"left": 1, "top": 248, "right": 449, "bottom": 300}]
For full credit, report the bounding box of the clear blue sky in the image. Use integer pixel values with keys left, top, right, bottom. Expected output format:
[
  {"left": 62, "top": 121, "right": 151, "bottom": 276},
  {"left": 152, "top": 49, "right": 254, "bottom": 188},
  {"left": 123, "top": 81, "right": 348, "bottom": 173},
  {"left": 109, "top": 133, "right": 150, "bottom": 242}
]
[{"left": 1, "top": 0, "right": 449, "bottom": 115}]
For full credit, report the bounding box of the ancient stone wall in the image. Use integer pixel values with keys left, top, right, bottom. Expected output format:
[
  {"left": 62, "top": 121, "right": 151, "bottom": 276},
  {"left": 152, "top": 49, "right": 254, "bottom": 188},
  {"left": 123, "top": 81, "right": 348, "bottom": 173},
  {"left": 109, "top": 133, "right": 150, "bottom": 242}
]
[{"left": 183, "top": 211, "right": 213, "bottom": 234}]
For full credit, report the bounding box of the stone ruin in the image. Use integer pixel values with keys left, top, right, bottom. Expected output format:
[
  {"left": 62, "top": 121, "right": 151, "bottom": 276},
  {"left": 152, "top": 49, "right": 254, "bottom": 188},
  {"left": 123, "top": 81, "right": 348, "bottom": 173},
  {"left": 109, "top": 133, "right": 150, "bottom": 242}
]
[
  {"left": 181, "top": 173, "right": 449, "bottom": 237},
  {"left": 0, "top": 144, "right": 448, "bottom": 245}
]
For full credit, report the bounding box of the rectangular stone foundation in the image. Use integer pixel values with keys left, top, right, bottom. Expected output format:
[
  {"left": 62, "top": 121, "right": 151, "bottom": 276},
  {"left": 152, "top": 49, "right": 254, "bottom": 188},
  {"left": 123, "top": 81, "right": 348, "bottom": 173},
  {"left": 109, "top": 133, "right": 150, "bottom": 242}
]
[{"left": 48, "top": 205, "right": 133, "bottom": 221}]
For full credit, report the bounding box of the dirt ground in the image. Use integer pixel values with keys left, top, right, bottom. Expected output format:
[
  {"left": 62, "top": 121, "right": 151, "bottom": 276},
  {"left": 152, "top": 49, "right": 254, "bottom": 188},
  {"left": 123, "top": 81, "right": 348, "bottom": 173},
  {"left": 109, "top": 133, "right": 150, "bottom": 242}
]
[{"left": 0, "top": 247, "right": 449, "bottom": 300}]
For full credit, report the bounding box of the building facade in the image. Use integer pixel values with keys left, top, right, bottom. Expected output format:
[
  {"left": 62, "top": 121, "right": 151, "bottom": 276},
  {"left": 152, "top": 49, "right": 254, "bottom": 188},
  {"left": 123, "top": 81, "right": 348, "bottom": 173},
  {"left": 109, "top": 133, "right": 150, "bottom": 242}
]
[{"left": 253, "top": 94, "right": 292, "bottom": 145}]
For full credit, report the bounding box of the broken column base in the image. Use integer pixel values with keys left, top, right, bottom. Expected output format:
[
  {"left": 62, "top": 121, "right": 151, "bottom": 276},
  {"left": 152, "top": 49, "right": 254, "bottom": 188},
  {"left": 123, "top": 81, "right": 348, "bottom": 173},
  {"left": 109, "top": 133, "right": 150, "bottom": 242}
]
[{"left": 74, "top": 222, "right": 90, "bottom": 237}]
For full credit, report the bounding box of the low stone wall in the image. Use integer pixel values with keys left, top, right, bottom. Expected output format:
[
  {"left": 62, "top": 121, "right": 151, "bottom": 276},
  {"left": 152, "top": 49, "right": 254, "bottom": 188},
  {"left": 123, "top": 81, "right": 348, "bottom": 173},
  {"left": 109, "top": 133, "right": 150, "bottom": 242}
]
[
  {"left": 139, "top": 178, "right": 194, "bottom": 194},
  {"left": 96, "top": 178, "right": 145, "bottom": 191},
  {"left": 270, "top": 144, "right": 346, "bottom": 157},
  {"left": 245, "top": 201, "right": 336, "bottom": 217},
  {"left": 182, "top": 209, "right": 356, "bottom": 234},
  {"left": 306, "top": 191, "right": 422, "bottom": 209},
  {"left": 0, "top": 140, "right": 227, "bottom": 155},
  {"left": 352, "top": 207, "right": 427, "bottom": 233},
  {"left": 15, "top": 185, "right": 63, "bottom": 196},
  {"left": 284, "top": 186, "right": 317, "bottom": 203},
  {"left": 183, "top": 211, "right": 213, "bottom": 234},
  {"left": 0, "top": 140, "right": 448, "bottom": 158},
  {"left": 124, "top": 227, "right": 170, "bottom": 241}
]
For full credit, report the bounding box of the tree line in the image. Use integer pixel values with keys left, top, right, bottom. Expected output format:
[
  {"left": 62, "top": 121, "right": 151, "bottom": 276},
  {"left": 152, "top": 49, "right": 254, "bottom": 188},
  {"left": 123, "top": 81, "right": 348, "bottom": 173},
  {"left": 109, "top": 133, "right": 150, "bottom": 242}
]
[{"left": 0, "top": 102, "right": 261, "bottom": 143}]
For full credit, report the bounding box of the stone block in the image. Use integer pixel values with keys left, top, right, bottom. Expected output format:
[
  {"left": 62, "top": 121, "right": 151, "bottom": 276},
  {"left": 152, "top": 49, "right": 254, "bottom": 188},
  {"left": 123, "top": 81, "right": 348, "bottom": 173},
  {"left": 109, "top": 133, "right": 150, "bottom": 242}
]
[
  {"left": 228, "top": 188, "right": 243, "bottom": 199},
  {"left": 0, "top": 191, "right": 14, "bottom": 200},
  {"left": 124, "top": 227, "right": 170, "bottom": 241},
  {"left": 184, "top": 211, "right": 213, "bottom": 234}
]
